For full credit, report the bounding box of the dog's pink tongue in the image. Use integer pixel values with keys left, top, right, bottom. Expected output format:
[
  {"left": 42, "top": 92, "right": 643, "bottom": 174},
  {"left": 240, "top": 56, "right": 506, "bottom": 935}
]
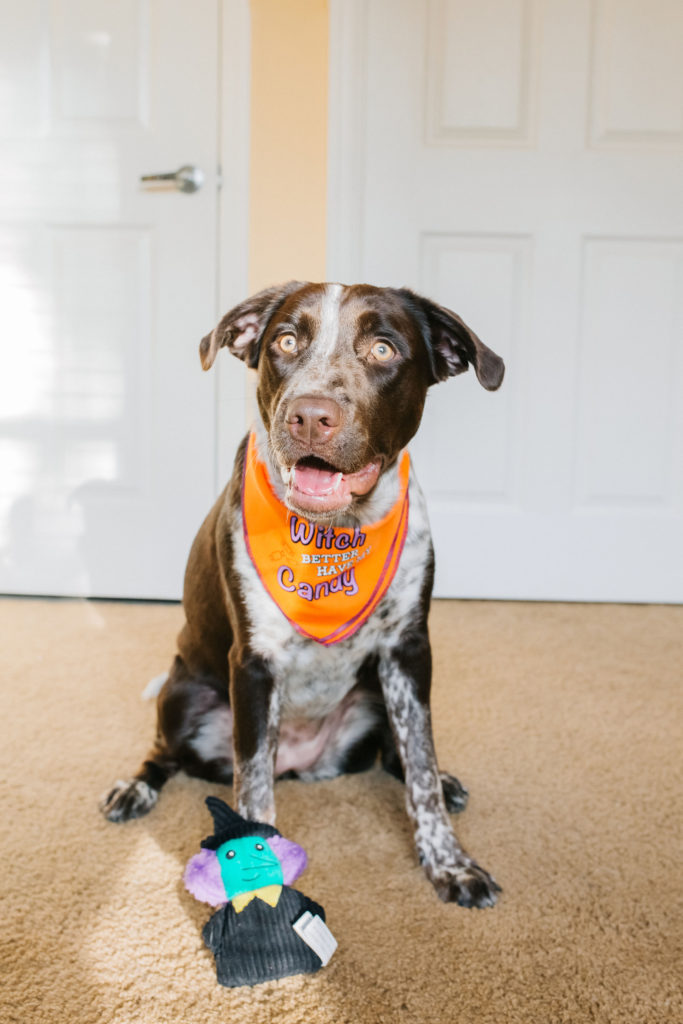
[
  {"left": 292, "top": 464, "right": 342, "bottom": 497},
  {"left": 290, "top": 459, "right": 381, "bottom": 512}
]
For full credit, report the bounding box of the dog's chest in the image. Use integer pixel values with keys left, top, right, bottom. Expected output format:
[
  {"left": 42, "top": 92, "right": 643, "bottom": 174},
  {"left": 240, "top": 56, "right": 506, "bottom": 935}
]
[{"left": 232, "top": 473, "right": 432, "bottom": 719}]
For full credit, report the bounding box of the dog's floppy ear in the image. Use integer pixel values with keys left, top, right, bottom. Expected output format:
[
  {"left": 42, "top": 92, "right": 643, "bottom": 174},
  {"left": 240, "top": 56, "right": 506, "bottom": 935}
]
[
  {"left": 199, "top": 281, "right": 306, "bottom": 370},
  {"left": 400, "top": 289, "right": 505, "bottom": 391}
]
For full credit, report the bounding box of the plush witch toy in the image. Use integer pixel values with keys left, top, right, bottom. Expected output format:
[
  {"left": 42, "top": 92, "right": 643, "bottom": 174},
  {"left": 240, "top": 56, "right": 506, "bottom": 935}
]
[{"left": 184, "top": 797, "right": 337, "bottom": 987}]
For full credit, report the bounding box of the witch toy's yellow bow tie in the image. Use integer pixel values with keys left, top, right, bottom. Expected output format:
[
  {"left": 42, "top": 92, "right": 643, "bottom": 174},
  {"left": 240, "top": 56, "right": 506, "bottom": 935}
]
[{"left": 232, "top": 884, "right": 283, "bottom": 914}]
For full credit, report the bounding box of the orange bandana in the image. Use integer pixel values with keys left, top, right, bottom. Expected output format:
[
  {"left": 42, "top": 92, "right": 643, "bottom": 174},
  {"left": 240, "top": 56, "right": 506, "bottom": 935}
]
[{"left": 242, "top": 433, "right": 410, "bottom": 645}]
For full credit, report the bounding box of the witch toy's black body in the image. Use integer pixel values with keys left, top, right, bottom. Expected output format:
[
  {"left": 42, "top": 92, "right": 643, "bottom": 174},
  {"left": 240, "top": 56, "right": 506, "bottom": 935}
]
[{"left": 203, "top": 887, "right": 325, "bottom": 987}]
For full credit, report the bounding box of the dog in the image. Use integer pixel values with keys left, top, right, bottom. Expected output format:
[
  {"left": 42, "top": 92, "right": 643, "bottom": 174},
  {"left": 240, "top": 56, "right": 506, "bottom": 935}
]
[{"left": 101, "top": 281, "right": 505, "bottom": 908}]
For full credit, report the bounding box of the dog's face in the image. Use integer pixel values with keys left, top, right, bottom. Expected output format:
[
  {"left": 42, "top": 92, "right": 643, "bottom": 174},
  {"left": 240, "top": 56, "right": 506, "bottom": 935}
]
[{"left": 200, "top": 282, "right": 504, "bottom": 519}]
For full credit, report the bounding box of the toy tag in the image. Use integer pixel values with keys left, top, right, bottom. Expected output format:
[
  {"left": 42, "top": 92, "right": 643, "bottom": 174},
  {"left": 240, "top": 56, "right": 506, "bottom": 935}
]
[{"left": 292, "top": 911, "right": 337, "bottom": 966}]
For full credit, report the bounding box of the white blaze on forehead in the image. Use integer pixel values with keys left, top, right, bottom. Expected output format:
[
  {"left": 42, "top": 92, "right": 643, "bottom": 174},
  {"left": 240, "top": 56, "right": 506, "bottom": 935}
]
[{"left": 314, "top": 283, "right": 344, "bottom": 359}]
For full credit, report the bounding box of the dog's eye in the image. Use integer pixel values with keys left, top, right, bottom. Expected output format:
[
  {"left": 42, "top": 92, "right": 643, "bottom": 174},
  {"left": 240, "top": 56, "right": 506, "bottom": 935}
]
[
  {"left": 370, "top": 340, "right": 396, "bottom": 362},
  {"left": 279, "top": 334, "right": 298, "bottom": 354}
]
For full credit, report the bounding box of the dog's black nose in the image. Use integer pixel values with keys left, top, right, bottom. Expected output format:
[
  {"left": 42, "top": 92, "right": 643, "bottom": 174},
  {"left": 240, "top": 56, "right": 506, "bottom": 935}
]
[{"left": 286, "top": 395, "right": 342, "bottom": 445}]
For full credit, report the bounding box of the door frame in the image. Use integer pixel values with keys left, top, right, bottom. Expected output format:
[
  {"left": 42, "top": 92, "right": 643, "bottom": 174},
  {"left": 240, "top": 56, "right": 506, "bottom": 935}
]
[
  {"left": 327, "top": 0, "right": 369, "bottom": 284},
  {"left": 217, "top": 0, "right": 252, "bottom": 488}
]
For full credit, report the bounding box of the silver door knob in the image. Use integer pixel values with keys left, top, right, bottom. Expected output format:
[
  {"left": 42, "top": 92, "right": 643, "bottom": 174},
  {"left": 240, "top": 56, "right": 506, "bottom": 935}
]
[{"left": 140, "top": 164, "right": 204, "bottom": 193}]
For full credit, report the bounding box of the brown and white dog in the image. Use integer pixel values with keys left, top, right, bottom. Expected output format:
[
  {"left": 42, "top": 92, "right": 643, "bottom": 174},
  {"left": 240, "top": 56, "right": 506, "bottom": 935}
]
[{"left": 101, "top": 282, "right": 505, "bottom": 908}]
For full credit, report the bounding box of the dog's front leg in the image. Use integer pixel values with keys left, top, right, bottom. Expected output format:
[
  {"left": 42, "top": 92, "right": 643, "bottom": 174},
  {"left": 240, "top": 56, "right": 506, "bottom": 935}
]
[
  {"left": 379, "top": 629, "right": 500, "bottom": 908},
  {"left": 229, "top": 646, "right": 281, "bottom": 824}
]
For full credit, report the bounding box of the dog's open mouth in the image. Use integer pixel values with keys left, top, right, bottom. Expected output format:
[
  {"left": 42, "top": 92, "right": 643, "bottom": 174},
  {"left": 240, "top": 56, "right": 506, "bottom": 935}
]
[{"left": 287, "top": 455, "right": 381, "bottom": 515}]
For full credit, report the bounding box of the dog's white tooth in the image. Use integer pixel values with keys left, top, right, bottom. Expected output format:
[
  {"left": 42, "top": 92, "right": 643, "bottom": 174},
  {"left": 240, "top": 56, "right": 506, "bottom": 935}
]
[{"left": 280, "top": 465, "right": 291, "bottom": 484}]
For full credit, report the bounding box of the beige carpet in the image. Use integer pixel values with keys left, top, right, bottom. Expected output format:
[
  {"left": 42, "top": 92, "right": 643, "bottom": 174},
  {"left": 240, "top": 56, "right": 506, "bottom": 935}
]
[{"left": 0, "top": 598, "right": 681, "bottom": 1024}]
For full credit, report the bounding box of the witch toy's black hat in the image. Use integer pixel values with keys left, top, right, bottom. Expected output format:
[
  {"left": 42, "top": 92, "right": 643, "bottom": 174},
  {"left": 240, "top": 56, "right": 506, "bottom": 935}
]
[{"left": 200, "top": 796, "right": 280, "bottom": 850}]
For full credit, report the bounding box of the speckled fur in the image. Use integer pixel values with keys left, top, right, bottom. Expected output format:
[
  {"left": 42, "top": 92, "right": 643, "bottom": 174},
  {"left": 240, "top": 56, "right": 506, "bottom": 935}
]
[{"left": 221, "top": 443, "right": 501, "bottom": 906}]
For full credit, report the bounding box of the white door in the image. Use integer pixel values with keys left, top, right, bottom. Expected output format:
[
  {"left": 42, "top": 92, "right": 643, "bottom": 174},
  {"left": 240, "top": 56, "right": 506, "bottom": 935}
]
[
  {"left": 328, "top": 0, "right": 683, "bottom": 602},
  {"left": 0, "top": 0, "right": 246, "bottom": 599}
]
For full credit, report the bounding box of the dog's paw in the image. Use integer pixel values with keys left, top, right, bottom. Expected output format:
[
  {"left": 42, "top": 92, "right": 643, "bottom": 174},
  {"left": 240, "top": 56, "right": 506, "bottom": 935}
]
[
  {"left": 440, "top": 772, "right": 469, "bottom": 814},
  {"left": 99, "top": 778, "right": 158, "bottom": 823},
  {"left": 434, "top": 862, "right": 502, "bottom": 908}
]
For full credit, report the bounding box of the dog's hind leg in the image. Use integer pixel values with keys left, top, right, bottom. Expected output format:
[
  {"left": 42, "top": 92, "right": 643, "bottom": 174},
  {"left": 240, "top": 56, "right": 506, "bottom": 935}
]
[
  {"left": 99, "top": 743, "right": 178, "bottom": 822},
  {"left": 100, "top": 656, "right": 234, "bottom": 823}
]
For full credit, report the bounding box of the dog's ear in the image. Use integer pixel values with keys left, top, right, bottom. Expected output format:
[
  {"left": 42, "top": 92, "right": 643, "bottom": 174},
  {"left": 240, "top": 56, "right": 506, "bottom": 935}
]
[
  {"left": 400, "top": 289, "right": 505, "bottom": 391},
  {"left": 199, "top": 281, "right": 306, "bottom": 370}
]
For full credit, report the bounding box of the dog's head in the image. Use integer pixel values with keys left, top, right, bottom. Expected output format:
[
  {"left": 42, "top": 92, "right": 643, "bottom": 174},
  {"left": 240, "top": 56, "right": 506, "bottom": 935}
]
[{"left": 200, "top": 282, "right": 504, "bottom": 520}]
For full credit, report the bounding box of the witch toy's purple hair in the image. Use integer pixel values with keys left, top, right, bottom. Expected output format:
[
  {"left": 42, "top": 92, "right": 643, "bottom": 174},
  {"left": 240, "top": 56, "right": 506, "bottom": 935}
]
[
  {"left": 184, "top": 848, "right": 227, "bottom": 906},
  {"left": 183, "top": 797, "right": 308, "bottom": 906}
]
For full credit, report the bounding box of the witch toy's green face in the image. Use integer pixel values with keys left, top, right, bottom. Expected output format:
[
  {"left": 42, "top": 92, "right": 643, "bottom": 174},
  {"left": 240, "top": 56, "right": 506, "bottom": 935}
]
[{"left": 216, "top": 837, "right": 284, "bottom": 899}]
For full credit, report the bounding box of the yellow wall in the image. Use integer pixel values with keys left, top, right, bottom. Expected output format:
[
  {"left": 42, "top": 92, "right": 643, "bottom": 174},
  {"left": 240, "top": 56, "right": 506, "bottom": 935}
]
[{"left": 248, "top": 0, "right": 328, "bottom": 292}]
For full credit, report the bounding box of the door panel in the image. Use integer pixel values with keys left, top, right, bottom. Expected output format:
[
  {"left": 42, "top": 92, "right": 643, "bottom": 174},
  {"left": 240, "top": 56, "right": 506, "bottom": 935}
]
[
  {"left": 589, "top": 0, "right": 683, "bottom": 146},
  {"left": 0, "top": 0, "right": 227, "bottom": 598},
  {"left": 328, "top": 0, "right": 683, "bottom": 602}
]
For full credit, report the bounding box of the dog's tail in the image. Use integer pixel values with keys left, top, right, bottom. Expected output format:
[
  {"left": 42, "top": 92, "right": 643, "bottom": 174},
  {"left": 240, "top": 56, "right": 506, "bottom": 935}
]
[{"left": 141, "top": 672, "right": 169, "bottom": 700}]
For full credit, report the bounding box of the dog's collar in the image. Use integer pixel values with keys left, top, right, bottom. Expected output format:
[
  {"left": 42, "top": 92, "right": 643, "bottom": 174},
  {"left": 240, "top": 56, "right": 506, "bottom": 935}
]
[{"left": 242, "top": 432, "right": 410, "bottom": 645}]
